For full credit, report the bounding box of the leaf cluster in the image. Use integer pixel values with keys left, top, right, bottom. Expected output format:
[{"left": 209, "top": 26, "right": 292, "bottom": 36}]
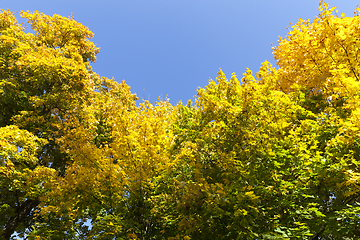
[{"left": 2, "top": 2, "right": 360, "bottom": 239}]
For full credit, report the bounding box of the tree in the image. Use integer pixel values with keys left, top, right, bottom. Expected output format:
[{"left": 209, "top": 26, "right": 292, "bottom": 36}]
[
  {"left": 2, "top": 1, "right": 360, "bottom": 239},
  {"left": 31, "top": 77, "right": 177, "bottom": 239},
  {"left": 163, "top": 1, "right": 360, "bottom": 239},
  {"left": 0, "top": 9, "right": 99, "bottom": 239}
]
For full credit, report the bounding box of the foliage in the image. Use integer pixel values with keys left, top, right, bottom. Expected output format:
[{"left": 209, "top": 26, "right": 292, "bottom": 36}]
[{"left": 2, "top": 1, "right": 360, "bottom": 239}]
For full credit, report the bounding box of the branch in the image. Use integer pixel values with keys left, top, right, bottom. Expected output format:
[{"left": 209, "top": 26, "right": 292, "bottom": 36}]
[
  {"left": 1, "top": 198, "right": 39, "bottom": 240},
  {"left": 311, "top": 225, "right": 326, "bottom": 240}
]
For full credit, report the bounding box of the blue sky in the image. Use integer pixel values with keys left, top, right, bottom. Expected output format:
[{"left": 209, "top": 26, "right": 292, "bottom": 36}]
[{"left": 4, "top": 0, "right": 359, "bottom": 105}]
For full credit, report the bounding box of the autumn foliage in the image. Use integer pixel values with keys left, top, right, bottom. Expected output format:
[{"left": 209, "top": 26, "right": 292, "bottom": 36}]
[{"left": 2, "top": 1, "right": 360, "bottom": 239}]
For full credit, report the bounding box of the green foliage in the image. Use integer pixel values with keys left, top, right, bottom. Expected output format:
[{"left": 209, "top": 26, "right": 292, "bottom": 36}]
[{"left": 2, "top": 2, "right": 360, "bottom": 239}]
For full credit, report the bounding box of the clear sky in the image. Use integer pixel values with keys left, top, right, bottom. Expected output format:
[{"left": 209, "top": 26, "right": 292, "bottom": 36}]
[{"left": 4, "top": 0, "right": 360, "bottom": 105}]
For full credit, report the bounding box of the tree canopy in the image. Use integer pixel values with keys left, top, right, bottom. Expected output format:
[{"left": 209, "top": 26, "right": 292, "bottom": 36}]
[{"left": 1, "top": 1, "right": 360, "bottom": 239}]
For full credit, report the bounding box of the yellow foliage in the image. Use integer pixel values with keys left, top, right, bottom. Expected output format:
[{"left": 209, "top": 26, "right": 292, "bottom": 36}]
[{"left": 273, "top": 1, "right": 360, "bottom": 106}]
